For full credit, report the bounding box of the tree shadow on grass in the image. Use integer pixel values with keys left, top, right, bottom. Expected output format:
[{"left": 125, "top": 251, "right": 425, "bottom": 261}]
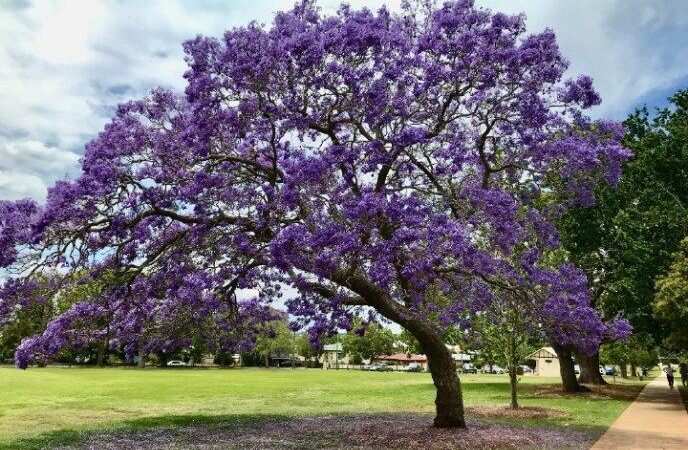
[
  {"left": 520, "top": 381, "right": 644, "bottom": 402},
  {"left": 679, "top": 386, "right": 688, "bottom": 413},
  {"left": 3, "top": 383, "right": 627, "bottom": 449},
  {"left": 4, "top": 412, "right": 600, "bottom": 450},
  {"left": 0, "top": 413, "right": 290, "bottom": 450}
]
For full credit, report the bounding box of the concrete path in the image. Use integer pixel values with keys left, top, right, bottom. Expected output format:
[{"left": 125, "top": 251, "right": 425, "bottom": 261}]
[{"left": 591, "top": 375, "right": 688, "bottom": 449}]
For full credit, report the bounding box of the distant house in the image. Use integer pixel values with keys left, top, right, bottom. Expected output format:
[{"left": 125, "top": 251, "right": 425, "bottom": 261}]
[
  {"left": 445, "top": 344, "right": 473, "bottom": 364},
  {"left": 452, "top": 352, "right": 472, "bottom": 363},
  {"left": 321, "top": 343, "right": 470, "bottom": 371},
  {"left": 526, "top": 346, "right": 560, "bottom": 377},
  {"left": 373, "top": 353, "right": 428, "bottom": 370},
  {"left": 321, "top": 343, "right": 346, "bottom": 369}
]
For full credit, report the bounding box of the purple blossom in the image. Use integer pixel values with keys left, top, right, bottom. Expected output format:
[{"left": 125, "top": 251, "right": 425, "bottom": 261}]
[{"left": 0, "top": 1, "right": 631, "bottom": 370}]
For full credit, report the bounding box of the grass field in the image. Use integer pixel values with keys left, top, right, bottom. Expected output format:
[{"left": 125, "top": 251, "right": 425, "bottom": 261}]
[{"left": 0, "top": 366, "right": 646, "bottom": 449}]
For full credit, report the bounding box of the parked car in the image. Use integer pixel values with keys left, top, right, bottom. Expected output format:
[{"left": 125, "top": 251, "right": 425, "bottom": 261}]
[
  {"left": 520, "top": 365, "right": 533, "bottom": 374},
  {"left": 374, "top": 363, "right": 393, "bottom": 372},
  {"left": 407, "top": 363, "right": 423, "bottom": 372},
  {"left": 462, "top": 363, "right": 478, "bottom": 374},
  {"left": 490, "top": 365, "right": 506, "bottom": 374},
  {"left": 574, "top": 364, "right": 581, "bottom": 374},
  {"left": 166, "top": 360, "right": 186, "bottom": 367},
  {"left": 604, "top": 366, "right": 616, "bottom": 376},
  {"left": 361, "top": 364, "right": 373, "bottom": 371}
]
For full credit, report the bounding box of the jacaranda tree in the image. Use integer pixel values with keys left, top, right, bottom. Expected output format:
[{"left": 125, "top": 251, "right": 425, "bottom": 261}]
[{"left": 0, "top": 1, "right": 631, "bottom": 428}]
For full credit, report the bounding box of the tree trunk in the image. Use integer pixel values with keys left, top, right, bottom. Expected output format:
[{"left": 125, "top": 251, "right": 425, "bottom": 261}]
[
  {"left": 620, "top": 364, "right": 627, "bottom": 378},
  {"left": 424, "top": 336, "right": 466, "bottom": 428},
  {"left": 508, "top": 337, "right": 519, "bottom": 408},
  {"left": 381, "top": 306, "right": 465, "bottom": 427},
  {"left": 137, "top": 347, "right": 145, "bottom": 369},
  {"left": 264, "top": 355, "right": 270, "bottom": 368},
  {"left": 97, "top": 330, "right": 109, "bottom": 367},
  {"left": 327, "top": 273, "right": 465, "bottom": 428},
  {"left": 96, "top": 342, "right": 106, "bottom": 367},
  {"left": 509, "top": 365, "right": 519, "bottom": 408},
  {"left": 630, "top": 362, "right": 637, "bottom": 378},
  {"left": 552, "top": 343, "right": 588, "bottom": 393},
  {"left": 575, "top": 350, "right": 607, "bottom": 385}
]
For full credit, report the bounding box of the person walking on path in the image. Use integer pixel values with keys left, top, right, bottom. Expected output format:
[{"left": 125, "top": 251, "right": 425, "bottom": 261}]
[
  {"left": 680, "top": 362, "right": 688, "bottom": 388},
  {"left": 665, "top": 363, "right": 675, "bottom": 390}
]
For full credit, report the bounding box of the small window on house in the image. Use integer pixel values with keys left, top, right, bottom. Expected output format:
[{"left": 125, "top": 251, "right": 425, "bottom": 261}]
[{"left": 545, "top": 359, "right": 552, "bottom": 363}]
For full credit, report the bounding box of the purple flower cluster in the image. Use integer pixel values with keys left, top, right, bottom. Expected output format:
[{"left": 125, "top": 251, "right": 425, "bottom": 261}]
[{"left": 0, "top": 1, "right": 631, "bottom": 368}]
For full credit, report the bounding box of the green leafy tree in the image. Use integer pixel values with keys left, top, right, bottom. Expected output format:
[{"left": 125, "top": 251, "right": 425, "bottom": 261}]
[
  {"left": 600, "top": 336, "right": 659, "bottom": 379},
  {"left": 398, "top": 329, "right": 423, "bottom": 356},
  {"left": 0, "top": 276, "right": 55, "bottom": 364},
  {"left": 471, "top": 291, "right": 537, "bottom": 409},
  {"left": 253, "top": 320, "right": 296, "bottom": 367},
  {"left": 341, "top": 322, "right": 396, "bottom": 362},
  {"left": 654, "top": 237, "right": 688, "bottom": 350},
  {"left": 295, "top": 333, "right": 321, "bottom": 366},
  {"left": 600, "top": 341, "right": 630, "bottom": 377},
  {"left": 0, "top": 299, "right": 52, "bottom": 362},
  {"left": 559, "top": 90, "right": 688, "bottom": 383},
  {"left": 627, "top": 336, "right": 659, "bottom": 377}
]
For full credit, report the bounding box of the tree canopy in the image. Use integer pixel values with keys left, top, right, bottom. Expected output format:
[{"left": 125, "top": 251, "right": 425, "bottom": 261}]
[
  {"left": 0, "top": 0, "right": 630, "bottom": 428},
  {"left": 341, "top": 322, "right": 396, "bottom": 362},
  {"left": 559, "top": 90, "right": 688, "bottom": 346},
  {"left": 654, "top": 237, "right": 688, "bottom": 350}
]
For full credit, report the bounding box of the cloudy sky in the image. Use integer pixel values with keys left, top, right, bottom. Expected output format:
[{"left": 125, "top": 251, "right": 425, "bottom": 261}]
[{"left": 1, "top": 0, "right": 687, "bottom": 202}]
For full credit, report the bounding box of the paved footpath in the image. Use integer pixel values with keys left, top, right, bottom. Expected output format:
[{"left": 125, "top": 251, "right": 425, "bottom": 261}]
[{"left": 591, "top": 375, "right": 688, "bottom": 449}]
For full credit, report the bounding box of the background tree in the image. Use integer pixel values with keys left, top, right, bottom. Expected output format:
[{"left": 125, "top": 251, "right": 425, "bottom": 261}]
[
  {"left": 252, "top": 319, "right": 297, "bottom": 367},
  {"left": 341, "top": 322, "right": 396, "bottom": 362},
  {"left": 295, "top": 332, "right": 320, "bottom": 366},
  {"left": 558, "top": 90, "right": 688, "bottom": 384},
  {"left": 600, "top": 341, "right": 629, "bottom": 378},
  {"left": 627, "top": 335, "right": 659, "bottom": 378},
  {"left": 470, "top": 290, "right": 538, "bottom": 408},
  {"left": 654, "top": 236, "right": 688, "bottom": 351},
  {"left": 0, "top": 1, "right": 630, "bottom": 428},
  {"left": 0, "top": 278, "right": 54, "bottom": 363},
  {"left": 398, "top": 329, "right": 423, "bottom": 356}
]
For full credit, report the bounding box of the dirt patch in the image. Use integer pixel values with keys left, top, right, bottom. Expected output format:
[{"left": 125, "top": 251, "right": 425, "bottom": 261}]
[
  {"left": 526, "top": 382, "right": 643, "bottom": 401},
  {"left": 64, "top": 414, "right": 593, "bottom": 450},
  {"left": 467, "top": 405, "right": 568, "bottom": 420}
]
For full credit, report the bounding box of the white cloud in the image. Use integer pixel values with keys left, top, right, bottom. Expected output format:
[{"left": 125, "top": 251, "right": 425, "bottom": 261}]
[
  {"left": 0, "top": 138, "right": 80, "bottom": 201},
  {"left": 0, "top": 139, "right": 80, "bottom": 176},
  {"left": 0, "top": 170, "right": 49, "bottom": 201},
  {"left": 477, "top": 0, "right": 688, "bottom": 117},
  {"left": 0, "top": 0, "right": 686, "bottom": 202}
]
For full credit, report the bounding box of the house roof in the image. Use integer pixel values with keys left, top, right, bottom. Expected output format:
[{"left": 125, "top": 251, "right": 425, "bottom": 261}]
[
  {"left": 375, "top": 353, "right": 427, "bottom": 362},
  {"left": 452, "top": 353, "right": 472, "bottom": 361},
  {"left": 526, "top": 347, "right": 558, "bottom": 359},
  {"left": 323, "top": 343, "right": 343, "bottom": 352}
]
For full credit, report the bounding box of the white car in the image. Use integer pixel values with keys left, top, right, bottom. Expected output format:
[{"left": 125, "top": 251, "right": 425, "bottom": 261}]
[
  {"left": 407, "top": 363, "right": 423, "bottom": 372},
  {"left": 490, "top": 366, "right": 506, "bottom": 374},
  {"left": 167, "top": 360, "right": 186, "bottom": 367}
]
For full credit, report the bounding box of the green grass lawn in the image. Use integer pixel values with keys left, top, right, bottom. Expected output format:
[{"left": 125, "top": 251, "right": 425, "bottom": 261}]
[{"left": 0, "top": 366, "right": 646, "bottom": 449}]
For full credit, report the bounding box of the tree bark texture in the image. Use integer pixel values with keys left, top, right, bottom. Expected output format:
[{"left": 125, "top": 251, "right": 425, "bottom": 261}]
[
  {"left": 575, "top": 350, "right": 607, "bottom": 385},
  {"left": 552, "top": 343, "right": 588, "bottom": 393}
]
